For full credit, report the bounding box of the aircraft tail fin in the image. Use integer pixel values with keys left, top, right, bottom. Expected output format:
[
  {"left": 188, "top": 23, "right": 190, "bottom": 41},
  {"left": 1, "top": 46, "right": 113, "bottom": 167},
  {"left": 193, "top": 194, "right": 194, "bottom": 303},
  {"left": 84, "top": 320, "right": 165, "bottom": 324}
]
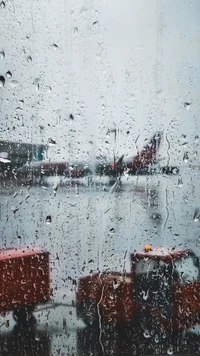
[{"left": 126, "top": 132, "right": 162, "bottom": 169}]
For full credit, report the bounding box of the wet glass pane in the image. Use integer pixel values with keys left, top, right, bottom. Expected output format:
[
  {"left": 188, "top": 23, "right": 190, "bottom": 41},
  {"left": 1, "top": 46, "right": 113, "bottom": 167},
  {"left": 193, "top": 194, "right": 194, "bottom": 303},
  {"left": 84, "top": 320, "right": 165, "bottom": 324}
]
[{"left": 0, "top": 0, "right": 200, "bottom": 355}]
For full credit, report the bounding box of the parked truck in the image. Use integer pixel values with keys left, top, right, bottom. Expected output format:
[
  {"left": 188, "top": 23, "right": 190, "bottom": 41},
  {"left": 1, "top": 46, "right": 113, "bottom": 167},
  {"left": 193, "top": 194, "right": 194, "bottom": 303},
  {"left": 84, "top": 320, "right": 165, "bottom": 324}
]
[{"left": 76, "top": 246, "right": 200, "bottom": 337}]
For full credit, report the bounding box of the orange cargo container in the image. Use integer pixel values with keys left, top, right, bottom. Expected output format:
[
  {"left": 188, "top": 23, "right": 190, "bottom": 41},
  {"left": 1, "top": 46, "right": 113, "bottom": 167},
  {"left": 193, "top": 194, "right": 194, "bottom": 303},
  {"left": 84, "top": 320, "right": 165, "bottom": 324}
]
[{"left": 0, "top": 248, "right": 50, "bottom": 314}]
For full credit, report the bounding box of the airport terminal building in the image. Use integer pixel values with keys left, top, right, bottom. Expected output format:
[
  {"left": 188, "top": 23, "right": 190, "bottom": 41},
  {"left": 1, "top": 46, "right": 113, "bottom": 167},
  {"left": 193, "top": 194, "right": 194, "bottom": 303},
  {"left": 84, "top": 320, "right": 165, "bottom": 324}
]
[{"left": 0, "top": 140, "right": 47, "bottom": 166}]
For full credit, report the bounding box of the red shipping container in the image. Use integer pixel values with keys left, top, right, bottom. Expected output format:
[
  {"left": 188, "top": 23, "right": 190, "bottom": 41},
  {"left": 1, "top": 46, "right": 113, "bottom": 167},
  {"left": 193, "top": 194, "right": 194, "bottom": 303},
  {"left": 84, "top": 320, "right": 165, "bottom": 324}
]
[{"left": 0, "top": 248, "right": 50, "bottom": 312}]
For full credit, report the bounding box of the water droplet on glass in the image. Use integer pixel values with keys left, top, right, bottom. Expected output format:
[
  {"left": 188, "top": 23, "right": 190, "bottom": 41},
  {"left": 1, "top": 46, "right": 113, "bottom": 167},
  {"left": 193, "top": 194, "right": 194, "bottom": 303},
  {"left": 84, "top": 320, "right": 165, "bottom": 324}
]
[
  {"left": 178, "top": 178, "right": 183, "bottom": 187},
  {"left": 142, "top": 290, "right": 149, "bottom": 301},
  {"left": 11, "top": 205, "right": 18, "bottom": 214},
  {"left": 9, "top": 80, "right": 19, "bottom": 88},
  {"left": 193, "top": 209, "right": 200, "bottom": 222},
  {"left": 80, "top": 6, "right": 87, "bottom": 14},
  {"left": 63, "top": 318, "right": 67, "bottom": 329},
  {"left": 195, "top": 135, "right": 199, "bottom": 143},
  {"left": 184, "top": 102, "right": 191, "bottom": 110},
  {"left": 143, "top": 329, "right": 151, "bottom": 338},
  {"left": 154, "top": 334, "right": 159, "bottom": 343},
  {"left": 52, "top": 43, "right": 58, "bottom": 50},
  {"left": 183, "top": 152, "right": 189, "bottom": 163},
  {"left": 110, "top": 228, "right": 115, "bottom": 233},
  {"left": 35, "top": 335, "right": 40, "bottom": 341},
  {"left": 41, "top": 186, "right": 47, "bottom": 191},
  {"left": 69, "top": 113, "right": 74, "bottom": 120},
  {"left": 0, "top": 75, "right": 5, "bottom": 88},
  {"left": 27, "top": 56, "right": 32, "bottom": 63},
  {"left": 46, "top": 215, "right": 52, "bottom": 224},
  {"left": 25, "top": 194, "right": 30, "bottom": 201},
  {"left": 182, "top": 141, "right": 188, "bottom": 146},
  {"left": 172, "top": 167, "right": 179, "bottom": 175},
  {"left": 6, "top": 71, "right": 12, "bottom": 78},
  {"left": 167, "top": 345, "right": 174, "bottom": 355},
  {"left": 157, "top": 89, "right": 163, "bottom": 97},
  {"left": 52, "top": 179, "right": 59, "bottom": 192},
  {"left": 76, "top": 185, "right": 79, "bottom": 196},
  {"left": 0, "top": 1, "right": 5, "bottom": 8},
  {"left": 48, "top": 138, "right": 56, "bottom": 146},
  {"left": 13, "top": 192, "right": 18, "bottom": 198},
  {"left": 33, "top": 78, "right": 40, "bottom": 91},
  {"left": 0, "top": 51, "right": 5, "bottom": 59},
  {"left": 152, "top": 213, "right": 161, "bottom": 221}
]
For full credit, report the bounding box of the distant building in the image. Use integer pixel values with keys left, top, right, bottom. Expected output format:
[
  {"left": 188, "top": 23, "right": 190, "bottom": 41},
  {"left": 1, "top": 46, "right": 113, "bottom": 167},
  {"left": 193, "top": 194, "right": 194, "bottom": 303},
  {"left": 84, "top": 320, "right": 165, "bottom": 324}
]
[{"left": 0, "top": 140, "right": 47, "bottom": 166}]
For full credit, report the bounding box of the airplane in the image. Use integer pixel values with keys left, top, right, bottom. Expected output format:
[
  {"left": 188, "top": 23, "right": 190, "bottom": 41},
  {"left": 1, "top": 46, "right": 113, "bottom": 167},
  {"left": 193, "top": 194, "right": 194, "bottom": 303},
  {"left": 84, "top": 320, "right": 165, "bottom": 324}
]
[{"left": 14, "top": 132, "right": 179, "bottom": 185}]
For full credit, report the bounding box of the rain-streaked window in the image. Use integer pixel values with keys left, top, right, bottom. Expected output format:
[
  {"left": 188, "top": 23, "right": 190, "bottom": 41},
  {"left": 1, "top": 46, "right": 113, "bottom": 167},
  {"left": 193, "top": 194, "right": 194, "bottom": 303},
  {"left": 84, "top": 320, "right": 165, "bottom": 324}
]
[{"left": 0, "top": 0, "right": 200, "bottom": 355}]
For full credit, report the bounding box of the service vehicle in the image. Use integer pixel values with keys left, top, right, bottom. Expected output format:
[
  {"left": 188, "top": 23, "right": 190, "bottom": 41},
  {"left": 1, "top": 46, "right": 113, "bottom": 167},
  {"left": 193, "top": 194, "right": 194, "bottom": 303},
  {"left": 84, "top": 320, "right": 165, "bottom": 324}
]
[
  {"left": 0, "top": 248, "right": 50, "bottom": 325},
  {"left": 76, "top": 246, "right": 200, "bottom": 336}
]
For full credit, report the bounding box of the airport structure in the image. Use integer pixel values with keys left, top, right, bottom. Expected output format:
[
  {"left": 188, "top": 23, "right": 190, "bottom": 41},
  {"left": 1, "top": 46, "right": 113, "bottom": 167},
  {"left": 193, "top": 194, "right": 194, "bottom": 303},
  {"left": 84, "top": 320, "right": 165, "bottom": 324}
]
[{"left": 0, "top": 140, "right": 47, "bottom": 165}]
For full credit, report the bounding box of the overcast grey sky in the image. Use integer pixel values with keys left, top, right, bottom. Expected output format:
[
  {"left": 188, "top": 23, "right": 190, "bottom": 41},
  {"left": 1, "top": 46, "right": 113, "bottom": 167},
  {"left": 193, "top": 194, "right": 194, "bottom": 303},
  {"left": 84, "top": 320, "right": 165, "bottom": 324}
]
[{"left": 0, "top": 0, "right": 200, "bottom": 165}]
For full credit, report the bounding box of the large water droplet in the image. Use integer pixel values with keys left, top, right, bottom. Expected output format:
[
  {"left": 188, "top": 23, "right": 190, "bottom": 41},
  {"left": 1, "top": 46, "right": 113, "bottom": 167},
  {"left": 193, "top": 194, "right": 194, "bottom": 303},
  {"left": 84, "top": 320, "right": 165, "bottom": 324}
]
[
  {"left": 9, "top": 80, "right": 19, "bottom": 88},
  {"left": 11, "top": 205, "right": 18, "bottom": 214},
  {"left": 0, "top": 51, "right": 5, "bottom": 59},
  {"left": 48, "top": 138, "right": 56, "bottom": 146},
  {"left": 142, "top": 290, "right": 149, "bottom": 301},
  {"left": 46, "top": 215, "right": 52, "bottom": 224},
  {"left": 27, "top": 56, "right": 32, "bottom": 63},
  {"left": 6, "top": 71, "right": 12, "bottom": 78},
  {"left": 0, "top": 1, "right": 5, "bottom": 8},
  {"left": 152, "top": 213, "right": 161, "bottom": 221},
  {"left": 182, "top": 141, "right": 188, "bottom": 146},
  {"left": 167, "top": 345, "right": 174, "bottom": 355},
  {"left": 172, "top": 167, "right": 179, "bottom": 175},
  {"left": 183, "top": 152, "right": 189, "bottom": 163},
  {"left": 52, "top": 43, "right": 58, "bottom": 50},
  {"left": 193, "top": 209, "right": 200, "bottom": 222},
  {"left": 154, "top": 334, "right": 159, "bottom": 343},
  {"left": 184, "top": 102, "right": 191, "bottom": 110},
  {"left": 143, "top": 329, "right": 151, "bottom": 338},
  {"left": 0, "top": 75, "right": 5, "bottom": 88}
]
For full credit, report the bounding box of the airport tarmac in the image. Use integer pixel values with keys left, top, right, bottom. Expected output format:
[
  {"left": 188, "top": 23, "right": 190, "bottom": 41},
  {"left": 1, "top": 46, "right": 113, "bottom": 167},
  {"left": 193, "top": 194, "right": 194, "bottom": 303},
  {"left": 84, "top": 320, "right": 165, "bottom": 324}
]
[{"left": 0, "top": 168, "right": 200, "bottom": 355}]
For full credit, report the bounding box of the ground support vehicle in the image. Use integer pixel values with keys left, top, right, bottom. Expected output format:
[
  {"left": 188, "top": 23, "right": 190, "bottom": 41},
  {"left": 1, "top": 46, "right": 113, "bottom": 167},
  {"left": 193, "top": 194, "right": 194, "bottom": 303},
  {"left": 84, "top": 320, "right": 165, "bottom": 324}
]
[
  {"left": 76, "top": 246, "right": 200, "bottom": 341},
  {"left": 0, "top": 248, "right": 50, "bottom": 325}
]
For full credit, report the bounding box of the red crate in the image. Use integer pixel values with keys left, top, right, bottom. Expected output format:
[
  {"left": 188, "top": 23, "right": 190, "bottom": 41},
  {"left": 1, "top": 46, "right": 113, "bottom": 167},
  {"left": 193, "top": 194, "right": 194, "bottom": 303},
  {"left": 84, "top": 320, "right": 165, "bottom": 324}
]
[{"left": 0, "top": 248, "right": 50, "bottom": 312}]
